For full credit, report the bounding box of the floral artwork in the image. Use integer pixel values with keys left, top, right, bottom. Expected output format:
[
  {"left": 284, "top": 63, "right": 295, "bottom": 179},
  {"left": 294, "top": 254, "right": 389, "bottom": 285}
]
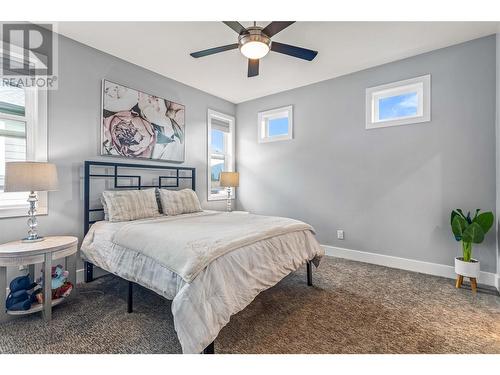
[{"left": 101, "top": 80, "right": 185, "bottom": 162}]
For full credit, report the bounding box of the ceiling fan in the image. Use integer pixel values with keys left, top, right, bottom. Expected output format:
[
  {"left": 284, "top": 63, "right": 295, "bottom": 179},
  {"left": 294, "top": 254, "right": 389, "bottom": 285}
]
[{"left": 190, "top": 21, "right": 318, "bottom": 77}]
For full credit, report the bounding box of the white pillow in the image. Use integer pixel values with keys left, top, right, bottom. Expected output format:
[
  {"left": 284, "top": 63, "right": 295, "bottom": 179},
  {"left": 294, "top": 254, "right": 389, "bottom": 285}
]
[
  {"left": 158, "top": 188, "right": 202, "bottom": 216},
  {"left": 100, "top": 196, "right": 109, "bottom": 220},
  {"left": 101, "top": 188, "right": 160, "bottom": 222}
]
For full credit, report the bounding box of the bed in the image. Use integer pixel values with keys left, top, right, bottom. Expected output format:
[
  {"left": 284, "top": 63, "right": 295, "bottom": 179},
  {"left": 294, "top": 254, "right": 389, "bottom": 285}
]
[{"left": 80, "top": 161, "right": 324, "bottom": 354}]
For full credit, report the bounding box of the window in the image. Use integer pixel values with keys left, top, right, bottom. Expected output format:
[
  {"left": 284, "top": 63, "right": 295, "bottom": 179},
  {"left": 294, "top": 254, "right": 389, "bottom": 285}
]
[
  {"left": 207, "top": 109, "right": 235, "bottom": 201},
  {"left": 366, "top": 75, "right": 431, "bottom": 129},
  {"left": 0, "top": 83, "right": 47, "bottom": 218},
  {"left": 258, "top": 105, "right": 293, "bottom": 143}
]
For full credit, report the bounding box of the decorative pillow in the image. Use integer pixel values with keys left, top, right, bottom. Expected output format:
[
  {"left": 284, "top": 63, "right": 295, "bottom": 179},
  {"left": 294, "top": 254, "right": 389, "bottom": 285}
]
[
  {"left": 100, "top": 196, "right": 109, "bottom": 220},
  {"left": 158, "top": 188, "right": 202, "bottom": 216},
  {"left": 101, "top": 189, "right": 160, "bottom": 222}
]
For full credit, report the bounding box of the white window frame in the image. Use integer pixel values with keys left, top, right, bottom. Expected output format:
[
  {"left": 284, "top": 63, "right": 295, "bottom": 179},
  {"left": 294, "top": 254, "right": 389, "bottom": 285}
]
[
  {"left": 258, "top": 105, "right": 293, "bottom": 143},
  {"left": 207, "top": 109, "right": 235, "bottom": 201},
  {"left": 0, "top": 49, "right": 48, "bottom": 218},
  {"left": 365, "top": 75, "right": 431, "bottom": 130}
]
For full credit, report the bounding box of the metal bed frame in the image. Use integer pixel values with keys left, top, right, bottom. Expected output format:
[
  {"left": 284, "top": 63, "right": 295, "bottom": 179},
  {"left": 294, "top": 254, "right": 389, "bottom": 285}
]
[{"left": 83, "top": 160, "right": 313, "bottom": 354}]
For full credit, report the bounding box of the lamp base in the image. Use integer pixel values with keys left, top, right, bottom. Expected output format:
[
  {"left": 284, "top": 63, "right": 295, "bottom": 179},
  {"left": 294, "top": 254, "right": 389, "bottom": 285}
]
[
  {"left": 24, "top": 191, "right": 43, "bottom": 243},
  {"left": 226, "top": 187, "right": 232, "bottom": 212},
  {"left": 21, "top": 236, "right": 45, "bottom": 243}
]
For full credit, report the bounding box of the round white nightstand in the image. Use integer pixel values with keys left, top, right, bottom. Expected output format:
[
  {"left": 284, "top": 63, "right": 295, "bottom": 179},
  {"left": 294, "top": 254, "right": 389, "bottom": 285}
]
[{"left": 0, "top": 236, "right": 78, "bottom": 323}]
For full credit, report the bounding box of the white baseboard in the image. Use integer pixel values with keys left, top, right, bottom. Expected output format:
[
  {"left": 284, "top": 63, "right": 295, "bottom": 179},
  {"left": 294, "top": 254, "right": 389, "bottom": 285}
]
[{"left": 323, "top": 245, "right": 498, "bottom": 288}]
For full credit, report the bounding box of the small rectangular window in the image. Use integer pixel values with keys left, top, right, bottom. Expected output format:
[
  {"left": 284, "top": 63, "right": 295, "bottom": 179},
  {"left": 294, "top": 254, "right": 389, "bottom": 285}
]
[
  {"left": 366, "top": 75, "right": 430, "bottom": 129},
  {"left": 378, "top": 92, "right": 418, "bottom": 120},
  {"left": 258, "top": 105, "right": 293, "bottom": 143}
]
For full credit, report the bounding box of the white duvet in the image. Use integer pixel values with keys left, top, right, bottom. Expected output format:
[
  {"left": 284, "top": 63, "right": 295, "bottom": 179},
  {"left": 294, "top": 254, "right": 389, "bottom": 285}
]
[
  {"left": 112, "top": 211, "right": 316, "bottom": 282},
  {"left": 81, "top": 211, "right": 324, "bottom": 353}
]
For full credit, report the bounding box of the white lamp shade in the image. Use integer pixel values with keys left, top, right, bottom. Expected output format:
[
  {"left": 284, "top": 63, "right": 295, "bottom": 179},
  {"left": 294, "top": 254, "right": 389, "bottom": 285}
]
[
  {"left": 220, "top": 172, "right": 239, "bottom": 188},
  {"left": 4, "top": 162, "right": 58, "bottom": 192}
]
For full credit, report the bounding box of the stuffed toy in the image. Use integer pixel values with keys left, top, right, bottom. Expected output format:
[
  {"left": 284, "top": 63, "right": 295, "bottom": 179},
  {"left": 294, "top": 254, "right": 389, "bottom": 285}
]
[
  {"left": 37, "top": 265, "right": 69, "bottom": 290},
  {"left": 36, "top": 265, "right": 73, "bottom": 303},
  {"left": 5, "top": 275, "right": 41, "bottom": 311},
  {"left": 53, "top": 281, "right": 73, "bottom": 299},
  {"left": 51, "top": 265, "right": 69, "bottom": 290}
]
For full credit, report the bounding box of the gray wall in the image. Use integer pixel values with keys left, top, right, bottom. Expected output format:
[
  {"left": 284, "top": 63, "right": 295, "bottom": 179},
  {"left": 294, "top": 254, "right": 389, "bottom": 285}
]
[
  {"left": 236, "top": 35, "right": 497, "bottom": 273},
  {"left": 0, "top": 34, "right": 235, "bottom": 249}
]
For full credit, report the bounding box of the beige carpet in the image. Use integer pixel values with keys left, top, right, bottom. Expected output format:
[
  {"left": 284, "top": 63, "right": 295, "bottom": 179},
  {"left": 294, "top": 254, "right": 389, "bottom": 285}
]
[{"left": 0, "top": 256, "right": 499, "bottom": 354}]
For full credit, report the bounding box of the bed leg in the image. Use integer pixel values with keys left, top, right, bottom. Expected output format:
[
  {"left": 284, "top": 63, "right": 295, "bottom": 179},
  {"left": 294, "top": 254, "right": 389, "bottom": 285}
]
[
  {"left": 127, "top": 281, "right": 133, "bottom": 313},
  {"left": 306, "top": 261, "right": 313, "bottom": 286},
  {"left": 84, "top": 261, "right": 94, "bottom": 283},
  {"left": 202, "top": 341, "right": 215, "bottom": 354}
]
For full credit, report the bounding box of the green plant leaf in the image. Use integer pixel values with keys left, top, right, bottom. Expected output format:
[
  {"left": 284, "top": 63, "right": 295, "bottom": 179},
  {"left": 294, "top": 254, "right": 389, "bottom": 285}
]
[
  {"left": 472, "top": 209, "right": 481, "bottom": 221},
  {"left": 473, "top": 212, "right": 494, "bottom": 235},
  {"left": 456, "top": 209, "right": 467, "bottom": 219},
  {"left": 451, "top": 215, "right": 468, "bottom": 241},
  {"left": 462, "top": 222, "right": 485, "bottom": 244}
]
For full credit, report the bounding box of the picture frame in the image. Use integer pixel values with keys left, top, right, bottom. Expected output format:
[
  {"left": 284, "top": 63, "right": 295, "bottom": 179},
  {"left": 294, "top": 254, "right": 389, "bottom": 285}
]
[{"left": 101, "top": 80, "right": 185, "bottom": 162}]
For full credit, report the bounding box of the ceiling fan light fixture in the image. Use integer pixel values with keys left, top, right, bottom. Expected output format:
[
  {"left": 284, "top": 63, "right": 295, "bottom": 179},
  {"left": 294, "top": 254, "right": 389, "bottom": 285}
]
[
  {"left": 240, "top": 41, "right": 270, "bottom": 59},
  {"left": 238, "top": 27, "right": 271, "bottom": 59},
  {"left": 190, "top": 22, "right": 317, "bottom": 78}
]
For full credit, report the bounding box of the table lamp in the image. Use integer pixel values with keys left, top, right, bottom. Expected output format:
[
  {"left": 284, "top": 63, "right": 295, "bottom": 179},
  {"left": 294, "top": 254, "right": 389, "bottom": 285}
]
[
  {"left": 4, "top": 161, "right": 58, "bottom": 242},
  {"left": 220, "top": 171, "right": 239, "bottom": 212}
]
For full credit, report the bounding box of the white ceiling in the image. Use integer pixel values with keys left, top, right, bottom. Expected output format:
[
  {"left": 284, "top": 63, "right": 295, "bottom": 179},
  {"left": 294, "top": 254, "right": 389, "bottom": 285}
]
[{"left": 56, "top": 22, "right": 498, "bottom": 103}]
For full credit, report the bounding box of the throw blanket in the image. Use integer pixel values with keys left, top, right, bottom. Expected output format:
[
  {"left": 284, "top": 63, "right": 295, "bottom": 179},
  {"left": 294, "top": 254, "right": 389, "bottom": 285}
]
[{"left": 112, "top": 212, "right": 314, "bottom": 283}]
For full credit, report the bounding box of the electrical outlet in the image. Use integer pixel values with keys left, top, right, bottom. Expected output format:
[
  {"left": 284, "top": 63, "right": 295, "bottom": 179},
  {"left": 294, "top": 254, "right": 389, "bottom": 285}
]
[{"left": 337, "top": 230, "right": 344, "bottom": 240}]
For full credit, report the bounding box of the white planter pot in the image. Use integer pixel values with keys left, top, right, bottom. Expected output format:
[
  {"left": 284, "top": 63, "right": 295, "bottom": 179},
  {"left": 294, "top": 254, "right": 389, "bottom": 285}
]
[{"left": 455, "top": 257, "right": 480, "bottom": 278}]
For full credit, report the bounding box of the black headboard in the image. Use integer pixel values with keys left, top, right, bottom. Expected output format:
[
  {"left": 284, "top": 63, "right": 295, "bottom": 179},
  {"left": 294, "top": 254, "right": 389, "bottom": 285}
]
[{"left": 84, "top": 160, "right": 196, "bottom": 235}]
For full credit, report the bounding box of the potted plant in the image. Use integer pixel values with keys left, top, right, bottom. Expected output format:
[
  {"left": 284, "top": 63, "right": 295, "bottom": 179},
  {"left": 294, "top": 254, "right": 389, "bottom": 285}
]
[{"left": 450, "top": 209, "right": 494, "bottom": 285}]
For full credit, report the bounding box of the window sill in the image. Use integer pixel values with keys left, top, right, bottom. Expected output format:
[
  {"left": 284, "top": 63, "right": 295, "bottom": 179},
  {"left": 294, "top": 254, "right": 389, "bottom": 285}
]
[
  {"left": 366, "top": 116, "right": 430, "bottom": 130},
  {"left": 259, "top": 135, "right": 293, "bottom": 143}
]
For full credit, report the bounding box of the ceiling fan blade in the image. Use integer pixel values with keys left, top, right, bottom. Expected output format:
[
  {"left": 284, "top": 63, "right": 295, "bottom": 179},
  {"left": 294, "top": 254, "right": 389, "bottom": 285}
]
[
  {"left": 261, "top": 21, "right": 295, "bottom": 37},
  {"left": 248, "top": 59, "right": 259, "bottom": 77},
  {"left": 222, "top": 21, "right": 248, "bottom": 35},
  {"left": 190, "top": 43, "right": 239, "bottom": 58},
  {"left": 271, "top": 41, "right": 318, "bottom": 61}
]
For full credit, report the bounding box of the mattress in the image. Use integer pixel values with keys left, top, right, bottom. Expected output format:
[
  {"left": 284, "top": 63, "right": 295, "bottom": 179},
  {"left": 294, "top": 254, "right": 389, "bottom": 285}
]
[{"left": 81, "top": 211, "right": 324, "bottom": 353}]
